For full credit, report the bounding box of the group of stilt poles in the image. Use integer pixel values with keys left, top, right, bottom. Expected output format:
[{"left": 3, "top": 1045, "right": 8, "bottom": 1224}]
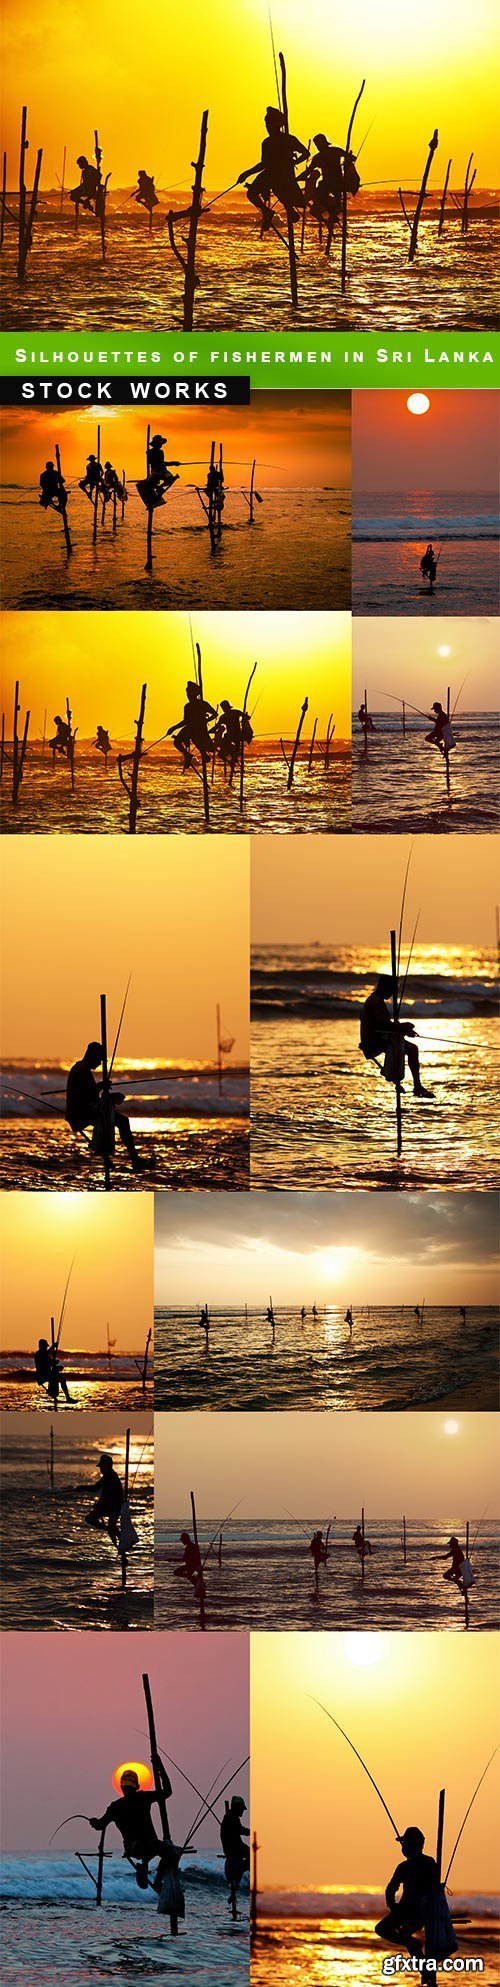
[
  {"left": 17, "top": 107, "right": 43, "bottom": 279},
  {"left": 118, "top": 682, "right": 147, "bottom": 832},
  {"left": 399, "top": 127, "right": 439, "bottom": 261},
  {"left": 440, "top": 154, "right": 476, "bottom": 236},
  {"left": 53, "top": 441, "right": 73, "bottom": 557},
  {"left": 280, "top": 703, "right": 336, "bottom": 786}
]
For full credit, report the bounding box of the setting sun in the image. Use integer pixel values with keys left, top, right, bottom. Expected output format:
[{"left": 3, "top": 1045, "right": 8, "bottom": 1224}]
[{"left": 112, "top": 1760, "right": 153, "bottom": 1793}]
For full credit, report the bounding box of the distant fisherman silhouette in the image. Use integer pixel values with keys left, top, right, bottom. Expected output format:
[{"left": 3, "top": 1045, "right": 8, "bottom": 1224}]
[
  {"left": 306, "top": 135, "right": 353, "bottom": 231},
  {"left": 174, "top": 1530, "right": 203, "bottom": 1583},
  {"left": 95, "top": 725, "right": 111, "bottom": 761},
  {"left": 440, "top": 1535, "right": 466, "bottom": 1588},
  {"left": 80, "top": 454, "right": 103, "bottom": 497},
  {"left": 425, "top": 702, "right": 455, "bottom": 755},
  {"left": 375, "top": 1826, "right": 457, "bottom": 1966},
  {"left": 237, "top": 107, "right": 308, "bottom": 226},
  {"left": 147, "top": 434, "right": 180, "bottom": 493},
  {"left": 220, "top": 1797, "right": 250, "bottom": 1890},
  {"left": 134, "top": 171, "right": 159, "bottom": 214},
  {"left": 353, "top": 1523, "right": 372, "bottom": 1559},
  {"left": 50, "top": 714, "right": 71, "bottom": 756},
  {"left": 70, "top": 156, "right": 100, "bottom": 212},
  {"left": 309, "top": 1529, "right": 327, "bottom": 1589},
  {"left": 360, "top": 975, "right": 434, "bottom": 1100},
  {"left": 358, "top": 702, "right": 375, "bottom": 734},
  {"left": 34, "top": 1337, "right": 72, "bottom": 1404},
  {"left": 87, "top": 1452, "right": 124, "bottom": 1543},
  {"left": 420, "top": 544, "right": 438, "bottom": 590},
  {"left": 90, "top": 1762, "right": 173, "bottom": 1889},
  {"left": 39, "top": 462, "right": 67, "bottom": 512},
  {"left": 65, "top": 1041, "right": 144, "bottom": 1173}
]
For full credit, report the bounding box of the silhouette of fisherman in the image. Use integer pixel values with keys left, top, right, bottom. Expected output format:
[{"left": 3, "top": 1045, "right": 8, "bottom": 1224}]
[
  {"left": 375, "top": 1826, "right": 457, "bottom": 1966},
  {"left": 309, "top": 1529, "right": 327, "bottom": 1589},
  {"left": 199, "top": 1304, "right": 210, "bottom": 1347},
  {"left": 101, "top": 461, "right": 127, "bottom": 506},
  {"left": 49, "top": 714, "right": 71, "bottom": 757},
  {"left": 70, "top": 156, "right": 100, "bottom": 213},
  {"left": 214, "top": 701, "right": 253, "bottom": 781},
  {"left": 420, "top": 544, "right": 438, "bottom": 591},
  {"left": 86, "top": 1451, "right": 124, "bottom": 1543},
  {"left": 80, "top": 454, "right": 103, "bottom": 498},
  {"left": 353, "top": 1523, "right": 372, "bottom": 1560},
  {"left": 147, "top": 433, "right": 180, "bottom": 495},
  {"left": 305, "top": 135, "right": 349, "bottom": 232},
  {"left": 425, "top": 702, "right": 455, "bottom": 756},
  {"left": 34, "top": 1337, "right": 72, "bottom": 1404},
  {"left": 39, "top": 462, "right": 67, "bottom": 512},
  {"left": 440, "top": 1535, "right": 466, "bottom": 1589},
  {"left": 345, "top": 1306, "right": 353, "bottom": 1335},
  {"left": 167, "top": 682, "right": 216, "bottom": 769},
  {"left": 134, "top": 170, "right": 159, "bottom": 215},
  {"left": 220, "top": 1797, "right": 250, "bottom": 1893},
  {"left": 205, "top": 460, "right": 225, "bottom": 513},
  {"left": 174, "top": 1530, "right": 203, "bottom": 1583},
  {"left": 237, "top": 107, "right": 308, "bottom": 228},
  {"left": 94, "top": 725, "right": 111, "bottom": 762},
  {"left": 358, "top": 701, "right": 375, "bottom": 735},
  {"left": 89, "top": 1762, "right": 174, "bottom": 1890},
  {"left": 360, "top": 974, "right": 434, "bottom": 1100},
  {"left": 65, "top": 1041, "right": 145, "bottom": 1173}
]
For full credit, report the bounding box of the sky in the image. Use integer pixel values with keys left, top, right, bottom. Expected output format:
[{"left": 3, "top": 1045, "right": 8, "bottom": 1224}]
[
  {"left": 0, "top": 1408, "right": 151, "bottom": 1453},
  {"left": 154, "top": 1189, "right": 500, "bottom": 1304},
  {"left": 0, "top": 836, "right": 249, "bottom": 1061},
  {"left": 353, "top": 617, "right": 499, "bottom": 712},
  {"left": 0, "top": 1629, "right": 249, "bottom": 1854},
  {"left": 2, "top": 0, "right": 499, "bottom": 186},
  {"left": 252, "top": 1631, "right": 500, "bottom": 1889},
  {"left": 0, "top": 610, "right": 352, "bottom": 742},
  {"left": 251, "top": 833, "right": 499, "bottom": 945},
  {"left": 353, "top": 393, "right": 499, "bottom": 493},
  {"left": 0, "top": 396, "right": 351, "bottom": 491},
  {"left": 0, "top": 1194, "right": 152, "bottom": 1353},
  {"left": 155, "top": 1409, "right": 499, "bottom": 1518}
]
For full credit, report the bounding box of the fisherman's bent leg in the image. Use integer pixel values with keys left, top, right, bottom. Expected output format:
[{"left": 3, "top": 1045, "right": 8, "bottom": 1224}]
[
  {"left": 406, "top": 1044, "right": 433, "bottom": 1099},
  {"left": 115, "top": 1110, "right": 143, "bottom": 1172}
]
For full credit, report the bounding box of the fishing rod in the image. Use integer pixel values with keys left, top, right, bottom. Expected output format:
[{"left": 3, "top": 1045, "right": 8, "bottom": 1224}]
[
  {"left": 201, "top": 1498, "right": 246, "bottom": 1569},
  {"left": 181, "top": 1754, "right": 250, "bottom": 1852},
  {"left": 355, "top": 117, "right": 377, "bottom": 162},
  {"left": 135, "top": 1728, "right": 250, "bottom": 1833},
  {"left": 181, "top": 1756, "right": 233, "bottom": 1852},
  {"left": 56, "top": 1257, "right": 76, "bottom": 1349},
  {"left": 129, "top": 1419, "right": 154, "bottom": 1493},
  {"left": 268, "top": 2, "right": 282, "bottom": 109},
  {"left": 397, "top": 844, "right": 414, "bottom": 985},
  {"left": 398, "top": 911, "right": 421, "bottom": 1014},
  {"left": 49, "top": 1813, "right": 91, "bottom": 1845},
  {"left": 309, "top": 1700, "right": 402, "bottom": 1839},
  {"left": 109, "top": 974, "right": 132, "bottom": 1078},
  {"left": 444, "top": 1745, "right": 499, "bottom": 1886}
]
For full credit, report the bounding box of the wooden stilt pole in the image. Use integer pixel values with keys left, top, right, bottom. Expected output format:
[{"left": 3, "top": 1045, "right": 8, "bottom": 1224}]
[
  {"left": 402, "top": 700, "right": 406, "bottom": 737},
  {"left": 281, "top": 696, "right": 308, "bottom": 791},
  {"left": 55, "top": 443, "right": 72, "bottom": 557},
  {"left": 95, "top": 1826, "right": 106, "bottom": 1906},
  {"left": 324, "top": 715, "right": 334, "bottom": 769},
  {"left": 60, "top": 146, "right": 66, "bottom": 216},
  {"left": 121, "top": 1425, "right": 130, "bottom": 1590},
  {"left": 390, "top": 928, "right": 403, "bottom": 1159},
  {"left": 250, "top": 1831, "right": 259, "bottom": 1939},
  {"left": 239, "top": 661, "right": 258, "bottom": 813},
  {"left": 141, "top": 1328, "right": 152, "bottom": 1394},
  {"left": 49, "top": 1424, "right": 55, "bottom": 1488},
  {"left": 279, "top": 55, "right": 298, "bottom": 307},
  {"left": 145, "top": 425, "right": 154, "bottom": 572},
  {"left": 403, "top": 1515, "right": 407, "bottom": 1563},
  {"left": 341, "top": 81, "right": 365, "bottom": 294},
  {"left": 66, "top": 695, "right": 75, "bottom": 790},
  {"left": 307, "top": 718, "right": 317, "bottom": 772},
  {"left": 142, "top": 1672, "right": 177, "bottom": 1931},
  {"left": 445, "top": 685, "right": 451, "bottom": 803},
  {"left": 93, "top": 424, "right": 101, "bottom": 546},
  {"left": 190, "top": 1490, "right": 206, "bottom": 1629},
  {"left": 50, "top": 1315, "right": 58, "bottom": 1412},
  {"left": 462, "top": 155, "right": 476, "bottom": 236},
  {"left": 95, "top": 131, "right": 107, "bottom": 263},
  {"left": 127, "top": 682, "right": 146, "bottom": 834},
  {"left": 249, "top": 458, "right": 256, "bottom": 523},
  {"left": 363, "top": 685, "right": 369, "bottom": 757},
  {"left": 409, "top": 129, "right": 439, "bottom": 262},
  {"left": 217, "top": 443, "right": 224, "bottom": 541},
  {"left": 184, "top": 111, "right": 209, "bottom": 331},
  {"left": 100, "top": 993, "right": 111, "bottom": 1193},
  {"left": 438, "top": 159, "right": 451, "bottom": 236},
  {"left": 18, "top": 108, "right": 27, "bottom": 278},
  {"left": 42, "top": 708, "right": 47, "bottom": 760},
  {"left": 436, "top": 1788, "right": 445, "bottom": 1883},
  {"left": 112, "top": 484, "right": 117, "bottom": 534},
  {"left": 361, "top": 1505, "right": 365, "bottom": 1581},
  {"left": 121, "top": 470, "right": 126, "bottom": 522},
  {"left": 0, "top": 151, "right": 6, "bottom": 252},
  {"left": 207, "top": 441, "right": 217, "bottom": 553},
  {"left": 195, "top": 642, "right": 210, "bottom": 825},
  {"left": 12, "top": 681, "right": 30, "bottom": 805}
]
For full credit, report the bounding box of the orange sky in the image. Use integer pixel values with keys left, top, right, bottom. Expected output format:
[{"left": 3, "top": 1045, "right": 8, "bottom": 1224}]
[
  {"left": 2, "top": 0, "right": 499, "bottom": 186},
  {"left": 0, "top": 837, "right": 249, "bottom": 1060},
  {"left": 0, "top": 397, "right": 351, "bottom": 491},
  {"left": 353, "top": 393, "right": 499, "bottom": 493},
  {"left": 251, "top": 833, "right": 499, "bottom": 944},
  {"left": 156, "top": 1410, "right": 499, "bottom": 1518},
  {"left": 0, "top": 1194, "right": 152, "bottom": 1352},
  {"left": 252, "top": 1632, "right": 500, "bottom": 1889},
  {"left": 0, "top": 611, "right": 352, "bottom": 742},
  {"left": 353, "top": 617, "right": 499, "bottom": 710},
  {"left": 154, "top": 1189, "right": 500, "bottom": 1306}
]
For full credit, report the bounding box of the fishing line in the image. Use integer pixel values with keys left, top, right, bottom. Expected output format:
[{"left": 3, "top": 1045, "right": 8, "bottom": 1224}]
[
  {"left": 181, "top": 1757, "right": 233, "bottom": 1852},
  {"left": 444, "top": 1746, "right": 499, "bottom": 1885},
  {"left": 56, "top": 1256, "right": 76, "bottom": 1348},
  {"left": 309, "top": 1699, "right": 401, "bottom": 1839},
  {"left": 129, "top": 1418, "right": 154, "bottom": 1494},
  {"left": 397, "top": 844, "right": 414, "bottom": 985},
  {"left": 201, "top": 1498, "right": 246, "bottom": 1569},
  {"left": 268, "top": 2, "right": 282, "bottom": 108},
  {"left": 109, "top": 973, "right": 132, "bottom": 1078},
  {"left": 181, "top": 1754, "right": 251, "bottom": 1850}
]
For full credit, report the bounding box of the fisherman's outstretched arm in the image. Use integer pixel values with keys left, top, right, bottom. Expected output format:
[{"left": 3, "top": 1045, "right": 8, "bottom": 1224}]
[
  {"left": 89, "top": 1811, "right": 111, "bottom": 1831},
  {"left": 237, "top": 163, "right": 260, "bottom": 183}
]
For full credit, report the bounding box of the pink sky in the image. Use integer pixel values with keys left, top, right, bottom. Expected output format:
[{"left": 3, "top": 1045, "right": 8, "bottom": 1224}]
[{"left": 0, "top": 1631, "right": 249, "bottom": 1854}]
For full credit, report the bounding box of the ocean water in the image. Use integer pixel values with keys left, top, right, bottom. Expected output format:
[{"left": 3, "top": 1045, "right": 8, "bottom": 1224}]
[
  {"left": 153, "top": 1306, "right": 500, "bottom": 1413},
  {"left": 0, "top": 485, "right": 350, "bottom": 613},
  {"left": 0, "top": 1063, "right": 250, "bottom": 1191},
  {"left": 352, "top": 492, "right": 499, "bottom": 617},
  {"left": 0, "top": 1350, "right": 154, "bottom": 1413},
  {"left": 1, "top": 199, "right": 498, "bottom": 331},
  {"left": 351, "top": 713, "right": 500, "bottom": 834},
  {"left": 251, "top": 1906, "right": 499, "bottom": 1986},
  {"left": 0, "top": 742, "right": 352, "bottom": 837},
  {"left": 0, "top": 1417, "right": 154, "bottom": 1631},
  {"left": 155, "top": 1516, "right": 499, "bottom": 1634},
  {"left": 250, "top": 945, "right": 499, "bottom": 1192},
  {"left": 0, "top": 1857, "right": 249, "bottom": 1985}
]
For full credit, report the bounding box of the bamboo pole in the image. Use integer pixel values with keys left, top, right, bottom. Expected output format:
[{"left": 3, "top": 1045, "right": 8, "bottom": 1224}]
[
  {"left": 279, "top": 55, "right": 298, "bottom": 307},
  {"left": 217, "top": 443, "right": 224, "bottom": 541},
  {"left": 402, "top": 700, "right": 406, "bottom": 738},
  {"left": 324, "top": 714, "right": 334, "bottom": 769},
  {"left": 42, "top": 708, "right": 47, "bottom": 760},
  {"left": 190, "top": 1490, "right": 206, "bottom": 1629},
  {"left": 269, "top": 1296, "right": 275, "bottom": 1345},
  {"left": 141, "top": 1328, "right": 152, "bottom": 1394},
  {"left": 250, "top": 1831, "right": 259, "bottom": 1939},
  {"left": 54, "top": 443, "right": 73, "bottom": 557},
  {"left": 281, "top": 696, "right": 308, "bottom": 791},
  {"left": 462, "top": 155, "right": 475, "bottom": 236},
  {"left": 100, "top": 993, "right": 111, "bottom": 1192},
  {"left": 50, "top": 1315, "right": 58, "bottom": 1412},
  {"left": 121, "top": 469, "right": 126, "bottom": 522},
  {"left": 408, "top": 129, "right": 438, "bottom": 262},
  {"left": 18, "top": 108, "right": 27, "bottom": 277},
  {"left": 66, "top": 695, "right": 75, "bottom": 790},
  {"left": 341, "top": 81, "right": 365, "bottom": 294},
  {"left": 49, "top": 1425, "right": 55, "bottom": 1488},
  {"left": 307, "top": 718, "right": 317, "bottom": 772},
  {"left": 112, "top": 482, "right": 117, "bottom": 534},
  {"left": 129, "top": 682, "right": 146, "bottom": 833},
  {"left": 184, "top": 111, "right": 209, "bottom": 331},
  {"left": 93, "top": 424, "right": 101, "bottom": 546},
  {"left": 361, "top": 1505, "right": 365, "bottom": 1582},
  {"left": 445, "top": 685, "right": 451, "bottom": 803},
  {"left": 195, "top": 643, "right": 210, "bottom": 825},
  {"left": 145, "top": 425, "right": 154, "bottom": 572},
  {"left": 95, "top": 131, "right": 107, "bottom": 263},
  {"left": 390, "top": 928, "right": 403, "bottom": 1158},
  {"left": 12, "top": 681, "right": 30, "bottom": 806},
  {"left": 0, "top": 151, "right": 6, "bottom": 252},
  {"left": 218, "top": 1531, "right": 222, "bottom": 1568},
  {"left": 0, "top": 712, "right": 4, "bottom": 783},
  {"left": 207, "top": 442, "right": 217, "bottom": 553},
  {"left": 96, "top": 1826, "right": 106, "bottom": 1906},
  {"left": 249, "top": 458, "right": 256, "bottom": 523},
  {"left": 300, "top": 141, "right": 311, "bottom": 252},
  {"left": 121, "top": 1426, "right": 130, "bottom": 1590},
  {"left": 363, "top": 685, "right": 369, "bottom": 757},
  {"left": 239, "top": 661, "right": 258, "bottom": 813},
  {"left": 438, "top": 159, "right": 452, "bottom": 236},
  {"left": 142, "top": 1671, "right": 177, "bottom": 1928},
  {"left": 436, "top": 1789, "right": 445, "bottom": 1883}
]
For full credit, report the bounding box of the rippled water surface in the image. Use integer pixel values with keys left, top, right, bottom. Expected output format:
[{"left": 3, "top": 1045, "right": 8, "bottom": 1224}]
[
  {"left": 352, "top": 713, "right": 499, "bottom": 834},
  {"left": 0, "top": 744, "right": 351, "bottom": 837},
  {"left": 153, "top": 1305, "right": 500, "bottom": 1413},
  {"left": 251, "top": 1913, "right": 498, "bottom": 1986},
  {"left": 0, "top": 1862, "right": 248, "bottom": 1985},
  {"left": 155, "top": 1516, "right": 499, "bottom": 1634},
  {"left": 0, "top": 1416, "right": 154, "bottom": 1630}
]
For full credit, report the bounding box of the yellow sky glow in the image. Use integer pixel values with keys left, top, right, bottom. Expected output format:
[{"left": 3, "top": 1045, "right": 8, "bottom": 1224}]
[
  {"left": 353, "top": 618, "right": 499, "bottom": 712},
  {"left": 251, "top": 833, "right": 498, "bottom": 944},
  {"left": 0, "top": 398, "right": 351, "bottom": 491},
  {"left": 0, "top": 1193, "right": 152, "bottom": 1352}
]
